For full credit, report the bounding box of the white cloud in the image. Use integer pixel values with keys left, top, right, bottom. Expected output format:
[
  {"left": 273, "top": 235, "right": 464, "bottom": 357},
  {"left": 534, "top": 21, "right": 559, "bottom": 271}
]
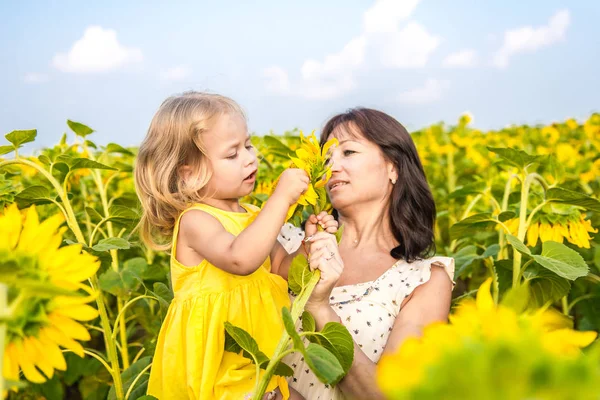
[
  {"left": 299, "top": 36, "right": 366, "bottom": 99},
  {"left": 264, "top": 0, "right": 440, "bottom": 100},
  {"left": 363, "top": 0, "right": 421, "bottom": 33},
  {"left": 301, "top": 36, "right": 367, "bottom": 81},
  {"left": 397, "top": 79, "right": 449, "bottom": 104},
  {"left": 377, "top": 22, "right": 440, "bottom": 68},
  {"left": 52, "top": 26, "right": 143, "bottom": 73},
  {"left": 264, "top": 37, "right": 366, "bottom": 100},
  {"left": 443, "top": 49, "right": 477, "bottom": 68},
  {"left": 493, "top": 9, "right": 570, "bottom": 68},
  {"left": 23, "top": 73, "right": 49, "bottom": 84},
  {"left": 263, "top": 66, "right": 291, "bottom": 94},
  {"left": 161, "top": 65, "right": 191, "bottom": 81}
]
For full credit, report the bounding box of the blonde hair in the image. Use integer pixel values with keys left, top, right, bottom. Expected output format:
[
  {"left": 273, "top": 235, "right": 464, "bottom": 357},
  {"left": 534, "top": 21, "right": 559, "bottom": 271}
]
[{"left": 134, "top": 91, "right": 246, "bottom": 250}]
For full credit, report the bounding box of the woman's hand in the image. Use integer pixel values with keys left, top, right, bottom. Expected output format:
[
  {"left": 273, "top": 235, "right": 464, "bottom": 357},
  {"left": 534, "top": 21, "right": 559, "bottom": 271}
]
[{"left": 305, "top": 232, "right": 344, "bottom": 313}]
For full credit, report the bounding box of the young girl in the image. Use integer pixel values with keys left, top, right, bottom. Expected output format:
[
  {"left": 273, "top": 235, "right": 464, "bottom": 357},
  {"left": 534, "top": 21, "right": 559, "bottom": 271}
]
[{"left": 135, "top": 91, "right": 335, "bottom": 400}]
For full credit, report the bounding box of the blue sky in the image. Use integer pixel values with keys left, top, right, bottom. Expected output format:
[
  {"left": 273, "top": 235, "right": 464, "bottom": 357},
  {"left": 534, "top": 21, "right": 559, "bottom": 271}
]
[{"left": 1, "top": 0, "right": 599, "bottom": 152}]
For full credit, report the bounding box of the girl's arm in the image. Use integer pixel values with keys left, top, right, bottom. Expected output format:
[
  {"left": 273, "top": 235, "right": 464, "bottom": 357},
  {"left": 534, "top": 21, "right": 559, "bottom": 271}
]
[{"left": 181, "top": 169, "right": 308, "bottom": 276}]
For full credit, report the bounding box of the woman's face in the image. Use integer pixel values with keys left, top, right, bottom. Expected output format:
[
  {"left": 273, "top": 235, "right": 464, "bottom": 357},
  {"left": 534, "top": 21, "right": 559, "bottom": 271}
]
[{"left": 326, "top": 123, "right": 396, "bottom": 213}]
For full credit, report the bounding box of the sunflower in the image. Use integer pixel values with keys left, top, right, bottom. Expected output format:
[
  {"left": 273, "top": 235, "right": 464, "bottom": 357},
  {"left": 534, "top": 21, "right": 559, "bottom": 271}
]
[
  {"left": 377, "top": 279, "right": 598, "bottom": 398},
  {"left": 505, "top": 212, "right": 597, "bottom": 249},
  {"left": 527, "top": 213, "right": 597, "bottom": 248},
  {"left": 281, "top": 131, "right": 337, "bottom": 221},
  {"left": 1, "top": 203, "right": 99, "bottom": 387}
]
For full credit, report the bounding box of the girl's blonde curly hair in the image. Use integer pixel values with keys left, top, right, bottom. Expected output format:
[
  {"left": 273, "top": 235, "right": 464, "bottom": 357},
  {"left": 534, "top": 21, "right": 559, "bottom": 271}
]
[{"left": 134, "top": 91, "right": 245, "bottom": 250}]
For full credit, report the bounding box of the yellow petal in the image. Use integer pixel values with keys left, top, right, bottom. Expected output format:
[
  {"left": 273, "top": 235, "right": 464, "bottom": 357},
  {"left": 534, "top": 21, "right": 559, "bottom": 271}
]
[
  {"left": 296, "top": 148, "right": 310, "bottom": 160},
  {"left": 285, "top": 204, "right": 297, "bottom": 222},
  {"left": 0, "top": 203, "right": 23, "bottom": 250},
  {"left": 314, "top": 169, "right": 332, "bottom": 189},
  {"left": 476, "top": 278, "right": 494, "bottom": 312},
  {"left": 42, "top": 326, "right": 85, "bottom": 357},
  {"left": 17, "top": 210, "right": 65, "bottom": 255},
  {"left": 53, "top": 304, "right": 98, "bottom": 321},
  {"left": 304, "top": 184, "right": 318, "bottom": 205},
  {"left": 3, "top": 343, "right": 20, "bottom": 381},
  {"left": 321, "top": 137, "right": 339, "bottom": 159},
  {"left": 49, "top": 312, "right": 92, "bottom": 341},
  {"left": 23, "top": 337, "right": 54, "bottom": 379},
  {"left": 539, "top": 222, "right": 553, "bottom": 242},
  {"left": 47, "top": 251, "right": 100, "bottom": 283},
  {"left": 290, "top": 157, "right": 307, "bottom": 171},
  {"left": 13, "top": 340, "right": 46, "bottom": 383},
  {"left": 38, "top": 331, "right": 67, "bottom": 371},
  {"left": 552, "top": 224, "right": 564, "bottom": 243},
  {"left": 541, "top": 329, "right": 598, "bottom": 356},
  {"left": 527, "top": 222, "right": 539, "bottom": 246}
]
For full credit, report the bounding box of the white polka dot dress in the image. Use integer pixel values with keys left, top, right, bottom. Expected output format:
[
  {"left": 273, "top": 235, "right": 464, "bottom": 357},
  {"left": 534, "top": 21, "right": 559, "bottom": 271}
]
[{"left": 284, "top": 256, "right": 455, "bottom": 400}]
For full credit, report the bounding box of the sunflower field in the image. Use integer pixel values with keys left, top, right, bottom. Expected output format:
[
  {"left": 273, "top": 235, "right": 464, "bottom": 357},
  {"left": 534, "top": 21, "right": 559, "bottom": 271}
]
[{"left": 1, "top": 114, "right": 600, "bottom": 399}]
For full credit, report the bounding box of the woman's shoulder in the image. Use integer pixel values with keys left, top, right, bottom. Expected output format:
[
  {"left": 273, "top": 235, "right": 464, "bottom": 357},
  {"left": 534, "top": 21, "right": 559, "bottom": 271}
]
[{"left": 397, "top": 256, "right": 455, "bottom": 282}]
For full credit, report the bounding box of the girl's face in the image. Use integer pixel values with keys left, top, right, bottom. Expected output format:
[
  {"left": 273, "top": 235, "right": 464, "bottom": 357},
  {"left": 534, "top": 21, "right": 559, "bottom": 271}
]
[
  {"left": 201, "top": 113, "right": 258, "bottom": 201},
  {"left": 326, "top": 123, "right": 396, "bottom": 213}
]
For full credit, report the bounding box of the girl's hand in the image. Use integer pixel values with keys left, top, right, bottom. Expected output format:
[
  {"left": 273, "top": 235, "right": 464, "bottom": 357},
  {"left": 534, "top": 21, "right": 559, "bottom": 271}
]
[
  {"left": 304, "top": 211, "right": 338, "bottom": 238},
  {"left": 272, "top": 169, "right": 309, "bottom": 206},
  {"left": 305, "top": 232, "right": 343, "bottom": 311}
]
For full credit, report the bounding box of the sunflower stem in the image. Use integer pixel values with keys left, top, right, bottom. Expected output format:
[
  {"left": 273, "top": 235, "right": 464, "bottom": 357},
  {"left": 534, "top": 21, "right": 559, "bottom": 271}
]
[
  {"left": 513, "top": 173, "right": 533, "bottom": 287},
  {"left": 499, "top": 174, "right": 520, "bottom": 260},
  {"left": 90, "top": 167, "right": 131, "bottom": 370},
  {"left": 252, "top": 271, "right": 321, "bottom": 400}
]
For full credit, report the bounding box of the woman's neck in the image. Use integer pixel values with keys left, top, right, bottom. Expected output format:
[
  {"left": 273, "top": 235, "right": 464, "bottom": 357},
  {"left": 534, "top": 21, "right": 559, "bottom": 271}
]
[{"left": 338, "top": 206, "right": 397, "bottom": 251}]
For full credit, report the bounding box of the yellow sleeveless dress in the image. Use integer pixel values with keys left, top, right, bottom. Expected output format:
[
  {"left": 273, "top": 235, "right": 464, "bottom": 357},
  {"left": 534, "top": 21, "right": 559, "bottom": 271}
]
[{"left": 147, "top": 203, "right": 291, "bottom": 399}]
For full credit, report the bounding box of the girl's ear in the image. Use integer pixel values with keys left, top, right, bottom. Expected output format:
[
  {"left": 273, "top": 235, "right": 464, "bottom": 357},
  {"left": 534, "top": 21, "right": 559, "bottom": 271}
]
[{"left": 178, "top": 165, "right": 193, "bottom": 183}]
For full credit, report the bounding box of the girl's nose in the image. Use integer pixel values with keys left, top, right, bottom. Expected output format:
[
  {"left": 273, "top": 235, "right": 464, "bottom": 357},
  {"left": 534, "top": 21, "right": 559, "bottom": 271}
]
[{"left": 245, "top": 147, "right": 257, "bottom": 166}]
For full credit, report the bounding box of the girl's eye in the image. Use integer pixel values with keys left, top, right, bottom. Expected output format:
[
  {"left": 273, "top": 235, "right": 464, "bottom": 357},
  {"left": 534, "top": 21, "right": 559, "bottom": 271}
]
[{"left": 227, "top": 153, "right": 238, "bottom": 159}]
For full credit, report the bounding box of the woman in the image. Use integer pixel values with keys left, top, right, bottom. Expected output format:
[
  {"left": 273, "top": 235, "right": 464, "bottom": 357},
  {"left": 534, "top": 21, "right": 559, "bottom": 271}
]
[{"left": 286, "top": 108, "right": 455, "bottom": 399}]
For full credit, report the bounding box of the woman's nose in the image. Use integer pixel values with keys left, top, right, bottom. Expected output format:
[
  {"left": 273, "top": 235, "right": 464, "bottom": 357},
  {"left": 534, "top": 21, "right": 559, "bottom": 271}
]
[{"left": 328, "top": 153, "right": 342, "bottom": 172}]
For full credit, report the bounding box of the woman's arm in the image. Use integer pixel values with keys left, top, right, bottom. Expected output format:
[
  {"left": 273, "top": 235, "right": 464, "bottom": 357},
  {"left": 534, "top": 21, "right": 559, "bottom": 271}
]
[{"left": 307, "top": 264, "right": 453, "bottom": 399}]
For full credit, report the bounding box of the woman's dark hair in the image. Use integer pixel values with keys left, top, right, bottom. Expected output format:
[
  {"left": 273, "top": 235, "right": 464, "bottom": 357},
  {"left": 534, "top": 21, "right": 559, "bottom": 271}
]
[{"left": 320, "top": 107, "right": 436, "bottom": 262}]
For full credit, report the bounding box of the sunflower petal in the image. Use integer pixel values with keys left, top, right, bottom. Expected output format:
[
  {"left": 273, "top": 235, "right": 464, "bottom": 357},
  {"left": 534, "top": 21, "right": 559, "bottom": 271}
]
[
  {"left": 23, "top": 337, "right": 54, "bottom": 379},
  {"left": 0, "top": 203, "right": 22, "bottom": 250},
  {"left": 38, "top": 330, "right": 67, "bottom": 371},
  {"left": 476, "top": 278, "right": 494, "bottom": 312},
  {"left": 290, "top": 157, "right": 307, "bottom": 171},
  {"left": 526, "top": 222, "right": 539, "bottom": 246},
  {"left": 47, "top": 251, "right": 100, "bottom": 283},
  {"left": 321, "top": 137, "right": 339, "bottom": 159},
  {"left": 14, "top": 340, "right": 46, "bottom": 383},
  {"left": 49, "top": 312, "right": 92, "bottom": 341},
  {"left": 53, "top": 304, "right": 98, "bottom": 321},
  {"left": 42, "top": 326, "right": 85, "bottom": 357},
  {"left": 3, "top": 343, "right": 20, "bottom": 381}
]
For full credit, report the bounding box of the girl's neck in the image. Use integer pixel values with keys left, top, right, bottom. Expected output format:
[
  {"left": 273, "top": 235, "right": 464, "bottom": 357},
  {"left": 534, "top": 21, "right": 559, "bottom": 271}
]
[
  {"left": 338, "top": 206, "right": 396, "bottom": 251},
  {"left": 200, "top": 197, "right": 246, "bottom": 213}
]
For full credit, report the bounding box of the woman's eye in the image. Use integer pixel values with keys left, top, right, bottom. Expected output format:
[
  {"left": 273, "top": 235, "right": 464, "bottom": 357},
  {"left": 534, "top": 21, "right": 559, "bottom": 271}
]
[{"left": 343, "top": 150, "right": 356, "bottom": 156}]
